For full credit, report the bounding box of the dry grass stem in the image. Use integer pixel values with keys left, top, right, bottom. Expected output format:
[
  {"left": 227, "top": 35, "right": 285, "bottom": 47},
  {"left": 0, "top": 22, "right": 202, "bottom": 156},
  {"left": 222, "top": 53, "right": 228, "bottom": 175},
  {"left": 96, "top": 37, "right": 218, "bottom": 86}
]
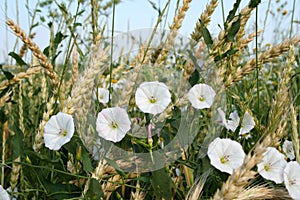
[
  {"left": 0, "top": 91, "right": 12, "bottom": 108},
  {"left": 156, "top": 0, "right": 192, "bottom": 64},
  {"left": 225, "top": 36, "right": 300, "bottom": 87},
  {"left": 71, "top": 47, "right": 79, "bottom": 86},
  {"left": 236, "top": 185, "right": 292, "bottom": 200},
  {"left": 19, "top": 32, "right": 36, "bottom": 58},
  {"left": 10, "top": 157, "right": 21, "bottom": 191},
  {"left": 6, "top": 19, "right": 59, "bottom": 86},
  {"left": 0, "top": 66, "right": 43, "bottom": 90},
  {"left": 290, "top": 103, "right": 300, "bottom": 162},
  {"left": 33, "top": 96, "right": 55, "bottom": 152},
  {"left": 18, "top": 82, "right": 25, "bottom": 133},
  {"left": 191, "top": 0, "right": 218, "bottom": 43},
  {"left": 213, "top": 46, "right": 295, "bottom": 200},
  {"left": 71, "top": 43, "right": 108, "bottom": 149},
  {"left": 118, "top": 45, "right": 151, "bottom": 108}
]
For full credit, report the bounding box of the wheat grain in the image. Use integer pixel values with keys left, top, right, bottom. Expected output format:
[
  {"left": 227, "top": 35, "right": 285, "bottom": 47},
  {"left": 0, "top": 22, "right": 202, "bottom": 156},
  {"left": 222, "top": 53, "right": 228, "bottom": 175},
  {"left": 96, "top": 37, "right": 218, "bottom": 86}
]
[{"left": 6, "top": 19, "right": 59, "bottom": 86}]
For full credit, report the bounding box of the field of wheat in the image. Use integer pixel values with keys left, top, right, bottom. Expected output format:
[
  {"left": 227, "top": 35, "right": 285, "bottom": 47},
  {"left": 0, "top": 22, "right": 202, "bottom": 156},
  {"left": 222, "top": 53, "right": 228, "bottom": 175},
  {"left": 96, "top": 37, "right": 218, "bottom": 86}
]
[{"left": 0, "top": 0, "right": 300, "bottom": 199}]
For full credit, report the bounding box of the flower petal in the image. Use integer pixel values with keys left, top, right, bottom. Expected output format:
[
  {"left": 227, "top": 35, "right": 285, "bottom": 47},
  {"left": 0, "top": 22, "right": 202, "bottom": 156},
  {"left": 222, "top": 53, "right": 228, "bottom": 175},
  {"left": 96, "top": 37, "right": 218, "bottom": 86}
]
[
  {"left": 95, "top": 88, "right": 110, "bottom": 104},
  {"left": 135, "top": 81, "right": 171, "bottom": 115},
  {"left": 257, "top": 147, "right": 287, "bottom": 184},
  {"left": 188, "top": 83, "right": 216, "bottom": 109},
  {"left": 239, "top": 111, "right": 255, "bottom": 135},
  {"left": 0, "top": 185, "right": 10, "bottom": 200},
  {"left": 282, "top": 140, "right": 295, "bottom": 160},
  {"left": 44, "top": 115, "right": 60, "bottom": 134},
  {"left": 44, "top": 112, "right": 74, "bottom": 150},
  {"left": 208, "top": 137, "right": 245, "bottom": 174},
  {"left": 96, "top": 107, "right": 131, "bottom": 142},
  {"left": 227, "top": 111, "right": 240, "bottom": 132},
  {"left": 216, "top": 108, "right": 227, "bottom": 127},
  {"left": 284, "top": 161, "right": 300, "bottom": 199}
]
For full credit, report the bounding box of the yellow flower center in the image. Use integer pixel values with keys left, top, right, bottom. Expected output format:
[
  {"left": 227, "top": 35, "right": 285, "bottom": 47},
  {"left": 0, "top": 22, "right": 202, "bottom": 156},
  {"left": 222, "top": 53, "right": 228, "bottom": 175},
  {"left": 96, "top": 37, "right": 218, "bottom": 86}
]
[
  {"left": 264, "top": 164, "right": 270, "bottom": 171},
  {"left": 61, "top": 129, "right": 68, "bottom": 136},
  {"left": 149, "top": 96, "right": 156, "bottom": 104},
  {"left": 198, "top": 96, "right": 205, "bottom": 102},
  {"left": 220, "top": 155, "right": 229, "bottom": 164},
  {"left": 111, "top": 121, "right": 118, "bottom": 129},
  {"left": 112, "top": 79, "right": 118, "bottom": 83}
]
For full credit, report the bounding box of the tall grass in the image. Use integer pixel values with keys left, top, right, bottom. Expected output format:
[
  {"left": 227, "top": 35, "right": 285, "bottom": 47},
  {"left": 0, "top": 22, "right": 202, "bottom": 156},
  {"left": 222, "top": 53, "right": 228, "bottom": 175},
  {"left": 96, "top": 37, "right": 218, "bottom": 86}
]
[{"left": 0, "top": 0, "right": 300, "bottom": 199}]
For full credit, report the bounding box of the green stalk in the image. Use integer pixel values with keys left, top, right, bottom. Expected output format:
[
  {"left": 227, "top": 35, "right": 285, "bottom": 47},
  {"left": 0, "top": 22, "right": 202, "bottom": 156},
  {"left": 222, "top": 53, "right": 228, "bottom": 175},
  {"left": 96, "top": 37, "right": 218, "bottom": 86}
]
[
  {"left": 108, "top": 0, "right": 116, "bottom": 104},
  {"left": 255, "top": 5, "right": 260, "bottom": 125},
  {"left": 289, "top": 0, "right": 296, "bottom": 39}
]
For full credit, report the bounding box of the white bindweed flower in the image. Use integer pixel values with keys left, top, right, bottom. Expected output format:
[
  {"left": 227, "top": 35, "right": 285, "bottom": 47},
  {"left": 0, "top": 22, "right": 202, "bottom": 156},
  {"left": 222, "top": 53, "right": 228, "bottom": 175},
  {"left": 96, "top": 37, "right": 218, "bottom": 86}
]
[
  {"left": 283, "top": 140, "right": 295, "bottom": 160},
  {"left": 257, "top": 147, "right": 287, "bottom": 184},
  {"left": 0, "top": 185, "right": 10, "bottom": 200},
  {"left": 135, "top": 81, "right": 171, "bottom": 115},
  {"left": 239, "top": 111, "right": 255, "bottom": 135},
  {"left": 112, "top": 79, "right": 127, "bottom": 90},
  {"left": 44, "top": 112, "right": 75, "bottom": 150},
  {"left": 217, "top": 108, "right": 239, "bottom": 132},
  {"left": 217, "top": 108, "right": 227, "bottom": 127},
  {"left": 208, "top": 137, "right": 245, "bottom": 174},
  {"left": 227, "top": 111, "right": 240, "bottom": 132},
  {"left": 188, "top": 83, "right": 216, "bottom": 109},
  {"left": 94, "top": 88, "right": 109, "bottom": 104},
  {"left": 96, "top": 107, "right": 131, "bottom": 142},
  {"left": 284, "top": 161, "right": 300, "bottom": 199}
]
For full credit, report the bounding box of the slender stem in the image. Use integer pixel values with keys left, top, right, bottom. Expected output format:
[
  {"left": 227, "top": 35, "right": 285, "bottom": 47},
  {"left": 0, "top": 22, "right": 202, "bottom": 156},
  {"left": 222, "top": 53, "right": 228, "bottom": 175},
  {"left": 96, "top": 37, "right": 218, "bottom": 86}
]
[
  {"left": 91, "top": 0, "right": 97, "bottom": 44},
  {"left": 1, "top": 121, "right": 7, "bottom": 186},
  {"left": 260, "top": 0, "right": 271, "bottom": 45},
  {"left": 221, "top": 0, "right": 225, "bottom": 25},
  {"left": 255, "top": 5, "right": 260, "bottom": 122},
  {"left": 142, "top": 0, "right": 171, "bottom": 63},
  {"left": 109, "top": 0, "right": 116, "bottom": 104},
  {"left": 289, "top": 0, "right": 296, "bottom": 39}
]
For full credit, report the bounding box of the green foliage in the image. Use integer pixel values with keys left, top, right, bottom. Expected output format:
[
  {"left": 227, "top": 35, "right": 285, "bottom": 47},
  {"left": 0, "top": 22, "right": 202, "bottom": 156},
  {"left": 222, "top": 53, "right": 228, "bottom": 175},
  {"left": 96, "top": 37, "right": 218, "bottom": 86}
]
[
  {"left": 198, "top": 19, "right": 213, "bottom": 49},
  {"left": 8, "top": 52, "right": 28, "bottom": 67},
  {"left": 225, "top": 0, "right": 242, "bottom": 28},
  {"left": 0, "top": 0, "right": 299, "bottom": 199}
]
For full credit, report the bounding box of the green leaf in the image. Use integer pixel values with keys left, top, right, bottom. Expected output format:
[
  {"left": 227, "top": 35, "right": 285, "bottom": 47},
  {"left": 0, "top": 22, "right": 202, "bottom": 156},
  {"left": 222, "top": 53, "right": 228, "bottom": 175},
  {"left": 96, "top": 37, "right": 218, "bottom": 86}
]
[
  {"left": 11, "top": 123, "right": 24, "bottom": 160},
  {"left": 0, "top": 108, "right": 7, "bottom": 123},
  {"left": 214, "top": 48, "right": 239, "bottom": 62},
  {"left": 225, "top": 0, "right": 242, "bottom": 27},
  {"left": 0, "top": 64, "right": 14, "bottom": 80},
  {"left": 85, "top": 178, "right": 104, "bottom": 199},
  {"left": 44, "top": 181, "right": 80, "bottom": 199},
  {"left": 81, "top": 146, "right": 93, "bottom": 173},
  {"left": 198, "top": 19, "right": 213, "bottom": 48},
  {"left": 43, "top": 46, "right": 50, "bottom": 57},
  {"left": 30, "top": 22, "right": 39, "bottom": 29},
  {"left": 226, "top": 15, "right": 241, "bottom": 42},
  {"left": 150, "top": 168, "right": 175, "bottom": 199},
  {"left": 0, "top": 87, "right": 11, "bottom": 99},
  {"left": 249, "top": 0, "right": 261, "bottom": 8},
  {"left": 8, "top": 52, "right": 28, "bottom": 66},
  {"left": 188, "top": 69, "right": 200, "bottom": 87},
  {"left": 53, "top": 32, "right": 67, "bottom": 49}
]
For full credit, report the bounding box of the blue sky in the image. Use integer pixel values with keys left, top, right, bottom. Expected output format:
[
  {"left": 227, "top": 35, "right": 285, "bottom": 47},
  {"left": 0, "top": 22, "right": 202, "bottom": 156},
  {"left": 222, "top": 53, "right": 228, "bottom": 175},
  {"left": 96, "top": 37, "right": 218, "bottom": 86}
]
[{"left": 0, "top": 0, "right": 299, "bottom": 63}]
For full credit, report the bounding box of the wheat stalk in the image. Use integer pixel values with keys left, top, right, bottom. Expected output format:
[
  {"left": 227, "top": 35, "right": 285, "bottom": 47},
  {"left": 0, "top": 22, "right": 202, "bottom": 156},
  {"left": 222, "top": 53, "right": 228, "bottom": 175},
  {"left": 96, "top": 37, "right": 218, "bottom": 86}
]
[
  {"left": 191, "top": 0, "right": 218, "bottom": 43},
  {"left": 213, "top": 46, "right": 295, "bottom": 199},
  {"left": 6, "top": 19, "right": 59, "bottom": 87}
]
